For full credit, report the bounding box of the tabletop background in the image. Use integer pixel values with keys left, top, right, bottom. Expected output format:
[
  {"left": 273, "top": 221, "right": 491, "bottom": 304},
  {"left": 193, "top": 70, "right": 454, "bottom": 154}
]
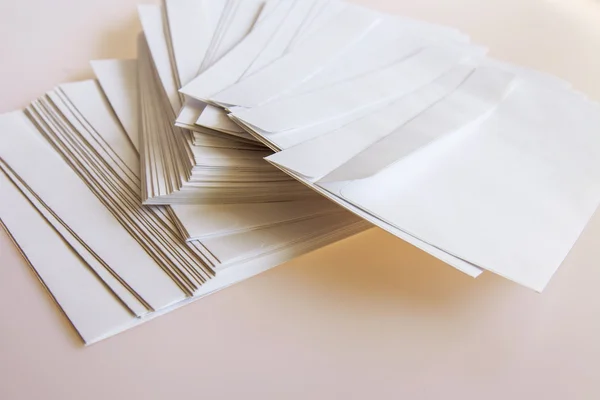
[{"left": 1, "top": 0, "right": 600, "bottom": 399}]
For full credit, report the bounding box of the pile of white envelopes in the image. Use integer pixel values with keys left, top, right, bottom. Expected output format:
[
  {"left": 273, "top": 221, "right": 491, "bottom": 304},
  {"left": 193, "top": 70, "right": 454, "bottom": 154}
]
[{"left": 1, "top": 0, "right": 599, "bottom": 345}]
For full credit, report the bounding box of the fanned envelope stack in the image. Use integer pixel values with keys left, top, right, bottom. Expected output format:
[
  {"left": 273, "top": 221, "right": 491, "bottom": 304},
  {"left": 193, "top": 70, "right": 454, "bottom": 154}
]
[{"left": 1, "top": 0, "right": 599, "bottom": 345}]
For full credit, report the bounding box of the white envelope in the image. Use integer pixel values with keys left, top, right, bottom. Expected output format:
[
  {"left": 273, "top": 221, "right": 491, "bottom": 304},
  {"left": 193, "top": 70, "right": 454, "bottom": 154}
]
[{"left": 320, "top": 81, "right": 600, "bottom": 291}]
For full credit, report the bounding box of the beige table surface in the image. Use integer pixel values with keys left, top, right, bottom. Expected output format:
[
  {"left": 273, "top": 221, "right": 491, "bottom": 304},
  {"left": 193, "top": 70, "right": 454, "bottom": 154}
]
[{"left": 1, "top": 0, "right": 600, "bottom": 399}]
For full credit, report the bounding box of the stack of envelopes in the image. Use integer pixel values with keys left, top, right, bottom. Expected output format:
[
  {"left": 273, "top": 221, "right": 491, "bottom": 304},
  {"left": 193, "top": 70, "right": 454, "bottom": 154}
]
[{"left": 1, "top": 0, "right": 599, "bottom": 345}]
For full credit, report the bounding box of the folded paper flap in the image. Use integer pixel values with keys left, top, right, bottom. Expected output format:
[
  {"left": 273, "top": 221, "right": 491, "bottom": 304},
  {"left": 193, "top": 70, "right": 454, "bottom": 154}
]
[
  {"left": 319, "top": 66, "right": 516, "bottom": 183},
  {"left": 332, "top": 81, "right": 600, "bottom": 292},
  {"left": 210, "top": 4, "right": 383, "bottom": 108},
  {"left": 179, "top": 0, "right": 294, "bottom": 100},
  {"left": 242, "top": 0, "right": 328, "bottom": 77},
  {"left": 266, "top": 63, "right": 478, "bottom": 180},
  {"left": 198, "top": 0, "right": 268, "bottom": 74},
  {"left": 288, "top": 0, "right": 348, "bottom": 46},
  {"left": 232, "top": 45, "right": 484, "bottom": 135},
  {"left": 288, "top": 171, "right": 484, "bottom": 278},
  {"left": 282, "top": 19, "right": 476, "bottom": 99}
]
